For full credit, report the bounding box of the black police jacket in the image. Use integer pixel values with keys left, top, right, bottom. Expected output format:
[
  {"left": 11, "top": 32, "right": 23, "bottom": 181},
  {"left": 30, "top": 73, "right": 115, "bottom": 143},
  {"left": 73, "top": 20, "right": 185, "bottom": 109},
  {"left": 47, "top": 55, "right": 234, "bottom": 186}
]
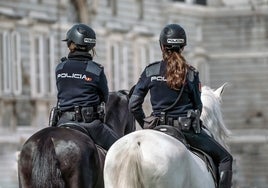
[
  {"left": 56, "top": 51, "right": 109, "bottom": 111},
  {"left": 129, "top": 60, "right": 202, "bottom": 127}
]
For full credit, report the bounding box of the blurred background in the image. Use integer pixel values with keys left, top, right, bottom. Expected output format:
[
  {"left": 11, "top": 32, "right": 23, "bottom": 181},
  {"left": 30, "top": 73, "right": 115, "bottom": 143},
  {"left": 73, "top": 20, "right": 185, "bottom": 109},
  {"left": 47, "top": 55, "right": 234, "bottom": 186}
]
[{"left": 0, "top": 0, "right": 268, "bottom": 187}]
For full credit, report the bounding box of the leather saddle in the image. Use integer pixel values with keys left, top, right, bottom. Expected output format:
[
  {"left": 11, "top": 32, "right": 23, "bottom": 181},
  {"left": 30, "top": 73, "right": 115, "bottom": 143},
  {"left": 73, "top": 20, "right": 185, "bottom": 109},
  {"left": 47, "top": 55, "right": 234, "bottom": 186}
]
[{"left": 58, "top": 122, "right": 89, "bottom": 136}]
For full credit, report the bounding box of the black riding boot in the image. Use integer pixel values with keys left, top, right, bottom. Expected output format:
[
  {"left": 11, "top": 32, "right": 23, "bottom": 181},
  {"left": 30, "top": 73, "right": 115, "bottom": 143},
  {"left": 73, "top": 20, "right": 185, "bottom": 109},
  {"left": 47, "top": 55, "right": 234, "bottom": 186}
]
[
  {"left": 218, "top": 170, "right": 232, "bottom": 188},
  {"left": 217, "top": 150, "right": 233, "bottom": 188}
]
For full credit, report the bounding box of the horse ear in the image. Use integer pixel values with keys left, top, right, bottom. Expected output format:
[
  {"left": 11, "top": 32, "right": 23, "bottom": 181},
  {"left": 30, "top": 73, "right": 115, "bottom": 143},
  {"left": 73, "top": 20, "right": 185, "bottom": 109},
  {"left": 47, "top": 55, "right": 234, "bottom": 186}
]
[{"left": 214, "top": 82, "right": 228, "bottom": 98}]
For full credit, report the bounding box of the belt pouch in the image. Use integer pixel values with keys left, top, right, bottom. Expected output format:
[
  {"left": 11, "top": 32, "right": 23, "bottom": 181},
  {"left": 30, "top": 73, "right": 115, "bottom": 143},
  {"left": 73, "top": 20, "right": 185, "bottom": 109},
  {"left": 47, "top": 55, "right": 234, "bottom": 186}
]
[
  {"left": 143, "top": 115, "right": 159, "bottom": 129},
  {"left": 74, "top": 106, "right": 82, "bottom": 122},
  {"left": 178, "top": 117, "right": 192, "bottom": 131},
  {"left": 49, "top": 107, "right": 59, "bottom": 127},
  {"left": 81, "top": 107, "right": 93, "bottom": 123},
  {"left": 159, "top": 112, "right": 166, "bottom": 125},
  {"left": 192, "top": 119, "right": 201, "bottom": 133}
]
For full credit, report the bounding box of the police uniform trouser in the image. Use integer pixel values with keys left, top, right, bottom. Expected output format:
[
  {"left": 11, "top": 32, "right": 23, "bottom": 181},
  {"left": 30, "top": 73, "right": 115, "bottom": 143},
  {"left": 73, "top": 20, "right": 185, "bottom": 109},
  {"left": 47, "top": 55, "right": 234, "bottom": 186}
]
[
  {"left": 82, "top": 120, "right": 119, "bottom": 151},
  {"left": 183, "top": 129, "right": 233, "bottom": 188}
]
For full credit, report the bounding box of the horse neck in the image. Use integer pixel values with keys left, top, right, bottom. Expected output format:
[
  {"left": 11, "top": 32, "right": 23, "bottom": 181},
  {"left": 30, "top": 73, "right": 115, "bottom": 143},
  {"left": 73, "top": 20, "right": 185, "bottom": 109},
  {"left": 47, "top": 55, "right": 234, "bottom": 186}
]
[
  {"left": 201, "top": 88, "right": 230, "bottom": 150},
  {"left": 105, "top": 91, "right": 135, "bottom": 137}
]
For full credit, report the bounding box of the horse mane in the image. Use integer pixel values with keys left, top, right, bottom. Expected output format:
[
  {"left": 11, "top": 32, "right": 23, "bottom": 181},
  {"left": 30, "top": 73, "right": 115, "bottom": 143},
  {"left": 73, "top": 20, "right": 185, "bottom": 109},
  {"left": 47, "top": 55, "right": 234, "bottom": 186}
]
[{"left": 200, "top": 85, "right": 231, "bottom": 150}]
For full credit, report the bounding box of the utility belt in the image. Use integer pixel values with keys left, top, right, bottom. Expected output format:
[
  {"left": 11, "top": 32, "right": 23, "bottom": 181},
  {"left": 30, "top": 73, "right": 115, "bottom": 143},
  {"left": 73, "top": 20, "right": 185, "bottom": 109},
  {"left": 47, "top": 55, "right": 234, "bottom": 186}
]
[
  {"left": 159, "top": 110, "right": 201, "bottom": 134},
  {"left": 62, "top": 106, "right": 99, "bottom": 123},
  {"left": 49, "top": 103, "right": 105, "bottom": 127}
]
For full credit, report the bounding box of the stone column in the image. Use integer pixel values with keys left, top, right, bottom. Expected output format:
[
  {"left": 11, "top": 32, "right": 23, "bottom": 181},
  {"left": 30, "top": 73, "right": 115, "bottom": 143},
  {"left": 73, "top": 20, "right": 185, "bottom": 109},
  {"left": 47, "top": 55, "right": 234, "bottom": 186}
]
[
  {"left": 31, "top": 99, "right": 50, "bottom": 128},
  {"left": 189, "top": 47, "right": 210, "bottom": 85},
  {"left": 0, "top": 97, "right": 17, "bottom": 133}
]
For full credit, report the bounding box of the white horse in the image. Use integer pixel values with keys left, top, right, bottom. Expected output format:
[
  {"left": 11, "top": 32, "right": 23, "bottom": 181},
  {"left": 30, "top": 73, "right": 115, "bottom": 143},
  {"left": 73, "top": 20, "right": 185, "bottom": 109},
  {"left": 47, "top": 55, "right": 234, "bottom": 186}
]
[{"left": 104, "top": 84, "right": 230, "bottom": 188}]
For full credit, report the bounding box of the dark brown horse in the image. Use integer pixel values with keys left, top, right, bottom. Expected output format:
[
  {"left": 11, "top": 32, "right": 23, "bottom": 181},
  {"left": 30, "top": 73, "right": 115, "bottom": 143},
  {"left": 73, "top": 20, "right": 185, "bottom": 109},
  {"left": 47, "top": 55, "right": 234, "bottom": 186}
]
[{"left": 18, "top": 90, "right": 135, "bottom": 188}]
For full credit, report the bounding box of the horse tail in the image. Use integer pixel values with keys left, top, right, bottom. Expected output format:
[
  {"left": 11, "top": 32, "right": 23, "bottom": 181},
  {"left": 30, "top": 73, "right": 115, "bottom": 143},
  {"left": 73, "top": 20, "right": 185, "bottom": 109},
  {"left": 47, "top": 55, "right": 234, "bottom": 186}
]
[
  {"left": 107, "top": 139, "right": 145, "bottom": 188},
  {"left": 32, "top": 137, "right": 64, "bottom": 188},
  {"left": 122, "top": 141, "right": 145, "bottom": 188}
]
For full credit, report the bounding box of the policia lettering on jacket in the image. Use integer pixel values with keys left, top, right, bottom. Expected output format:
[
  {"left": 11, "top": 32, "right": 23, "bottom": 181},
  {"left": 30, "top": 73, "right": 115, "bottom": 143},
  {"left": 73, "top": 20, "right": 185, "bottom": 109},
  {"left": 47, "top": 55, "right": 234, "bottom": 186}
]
[{"left": 57, "top": 72, "right": 92, "bottom": 81}]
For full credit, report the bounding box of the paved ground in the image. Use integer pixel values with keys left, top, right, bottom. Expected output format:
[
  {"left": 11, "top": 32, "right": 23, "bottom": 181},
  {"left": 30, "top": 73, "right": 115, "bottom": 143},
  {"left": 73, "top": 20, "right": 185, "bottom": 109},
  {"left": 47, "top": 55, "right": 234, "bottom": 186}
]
[{"left": 0, "top": 152, "right": 18, "bottom": 188}]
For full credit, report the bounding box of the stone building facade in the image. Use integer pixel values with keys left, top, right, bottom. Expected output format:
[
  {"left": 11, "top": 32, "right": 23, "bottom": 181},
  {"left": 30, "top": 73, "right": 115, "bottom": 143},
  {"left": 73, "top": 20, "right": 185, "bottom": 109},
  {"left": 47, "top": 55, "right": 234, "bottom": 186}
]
[{"left": 0, "top": 0, "right": 268, "bottom": 187}]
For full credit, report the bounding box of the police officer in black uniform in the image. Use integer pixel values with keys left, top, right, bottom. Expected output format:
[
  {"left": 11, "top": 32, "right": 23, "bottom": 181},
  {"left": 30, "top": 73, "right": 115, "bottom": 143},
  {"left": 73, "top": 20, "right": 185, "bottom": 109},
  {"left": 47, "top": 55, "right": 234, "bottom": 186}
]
[
  {"left": 54, "top": 23, "right": 119, "bottom": 150},
  {"left": 129, "top": 24, "right": 233, "bottom": 188}
]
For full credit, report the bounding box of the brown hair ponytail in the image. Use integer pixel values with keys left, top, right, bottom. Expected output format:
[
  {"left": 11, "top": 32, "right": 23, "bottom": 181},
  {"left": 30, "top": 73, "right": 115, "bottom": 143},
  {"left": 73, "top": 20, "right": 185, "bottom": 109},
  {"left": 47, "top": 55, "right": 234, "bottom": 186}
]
[{"left": 162, "top": 50, "right": 187, "bottom": 90}]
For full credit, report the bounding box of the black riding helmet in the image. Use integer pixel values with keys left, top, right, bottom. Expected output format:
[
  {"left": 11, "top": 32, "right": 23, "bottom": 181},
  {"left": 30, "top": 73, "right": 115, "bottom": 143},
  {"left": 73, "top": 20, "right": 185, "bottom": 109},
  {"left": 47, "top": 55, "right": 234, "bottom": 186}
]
[
  {"left": 62, "top": 23, "right": 96, "bottom": 51},
  {"left": 159, "top": 24, "right": 186, "bottom": 51}
]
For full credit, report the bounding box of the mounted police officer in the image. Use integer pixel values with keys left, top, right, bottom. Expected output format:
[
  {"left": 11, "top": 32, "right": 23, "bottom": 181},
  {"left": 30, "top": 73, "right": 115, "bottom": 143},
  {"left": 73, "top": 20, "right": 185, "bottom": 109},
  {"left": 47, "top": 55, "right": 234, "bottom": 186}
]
[
  {"left": 50, "top": 23, "right": 119, "bottom": 150},
  {"left": 129, "top": 24, "right": 233, "bottom": 188}
]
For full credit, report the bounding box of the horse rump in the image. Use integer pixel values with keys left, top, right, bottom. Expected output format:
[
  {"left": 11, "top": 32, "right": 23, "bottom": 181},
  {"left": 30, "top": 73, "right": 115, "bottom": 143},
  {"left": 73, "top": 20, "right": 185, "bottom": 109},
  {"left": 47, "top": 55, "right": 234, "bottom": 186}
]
[{"left": 18, "top": 127, "right": 102, "bottom": 188}]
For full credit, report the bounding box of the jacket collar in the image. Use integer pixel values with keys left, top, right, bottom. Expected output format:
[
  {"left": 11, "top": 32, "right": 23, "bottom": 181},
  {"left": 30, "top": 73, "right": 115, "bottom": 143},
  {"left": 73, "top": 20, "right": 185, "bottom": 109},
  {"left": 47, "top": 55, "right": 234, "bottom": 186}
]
[{"left": 68, "top": 51, "right": 93, "bottom": 61}]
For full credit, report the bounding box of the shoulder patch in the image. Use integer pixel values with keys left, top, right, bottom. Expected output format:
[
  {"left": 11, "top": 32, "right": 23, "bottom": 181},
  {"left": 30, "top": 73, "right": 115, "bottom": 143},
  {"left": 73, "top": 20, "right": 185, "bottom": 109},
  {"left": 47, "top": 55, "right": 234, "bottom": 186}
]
[
  {"left": 85, "top": 61, "right": 103, "bottom": 76},
  {"left": 56, "top": 57, "right": 68, "bottom": 71},
  {"left": 188, "top": 65, "right": 198, "bottom": 72},
  {"left": 61, "top": 57, "right": 68, "bottom": 62},
  {"left": 187, "top": 65, "right": 198, "bottom": 82},
  {"left": 146, "top": 61, "right": 161, "bottom": 77}
]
